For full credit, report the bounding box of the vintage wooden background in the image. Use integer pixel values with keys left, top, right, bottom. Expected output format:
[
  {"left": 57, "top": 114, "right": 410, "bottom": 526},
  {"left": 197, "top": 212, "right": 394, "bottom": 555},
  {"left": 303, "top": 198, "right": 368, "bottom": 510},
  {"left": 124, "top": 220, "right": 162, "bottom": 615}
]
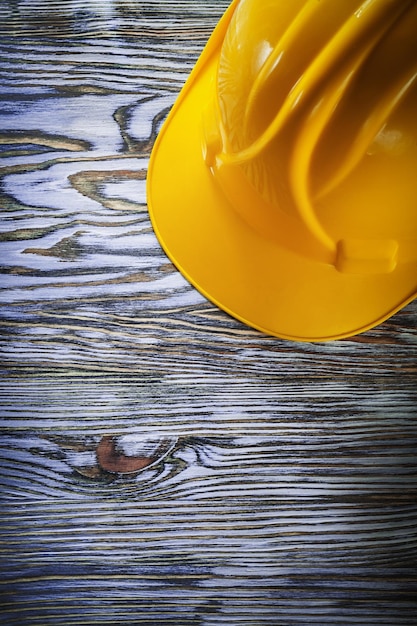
[{"left": 1, "top": 0, "right": 417, "bottom": 624}]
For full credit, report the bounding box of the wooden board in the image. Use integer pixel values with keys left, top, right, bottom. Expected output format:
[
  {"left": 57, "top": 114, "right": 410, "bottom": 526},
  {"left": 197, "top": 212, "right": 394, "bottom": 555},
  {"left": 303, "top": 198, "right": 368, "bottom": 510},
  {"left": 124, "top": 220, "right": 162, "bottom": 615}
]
[{"left": 1, "top": 1, "right": 416, "bottom": 624}]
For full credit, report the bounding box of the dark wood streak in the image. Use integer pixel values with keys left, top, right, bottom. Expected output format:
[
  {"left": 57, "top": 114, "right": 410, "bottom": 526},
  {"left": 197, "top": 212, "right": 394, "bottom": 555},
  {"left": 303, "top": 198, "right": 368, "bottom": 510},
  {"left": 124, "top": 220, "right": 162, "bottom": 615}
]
[{"left": 0, "top": 0, "right": 416, "bottom": 624}]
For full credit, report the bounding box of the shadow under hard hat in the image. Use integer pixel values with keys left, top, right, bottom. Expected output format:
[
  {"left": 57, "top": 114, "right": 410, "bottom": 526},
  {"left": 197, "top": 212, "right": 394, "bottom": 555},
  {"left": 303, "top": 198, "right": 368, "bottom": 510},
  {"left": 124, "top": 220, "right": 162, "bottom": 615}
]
[{"left": 147, "top": 0, "right": 417, "bottom": 342}]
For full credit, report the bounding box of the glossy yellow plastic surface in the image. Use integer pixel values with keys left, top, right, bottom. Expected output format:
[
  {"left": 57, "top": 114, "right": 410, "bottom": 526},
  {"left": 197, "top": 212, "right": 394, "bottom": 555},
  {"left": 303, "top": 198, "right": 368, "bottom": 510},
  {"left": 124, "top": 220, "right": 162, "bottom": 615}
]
[{"left": 147, "top": 0, "right": 417, "bottom": 341}]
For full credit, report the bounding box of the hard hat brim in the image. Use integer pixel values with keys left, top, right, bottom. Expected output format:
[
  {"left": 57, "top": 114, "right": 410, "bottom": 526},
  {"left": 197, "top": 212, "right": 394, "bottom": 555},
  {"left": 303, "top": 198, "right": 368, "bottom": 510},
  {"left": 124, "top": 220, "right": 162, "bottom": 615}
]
[{"left": 147, "top": 1, "right": 417, "bottom": 341}]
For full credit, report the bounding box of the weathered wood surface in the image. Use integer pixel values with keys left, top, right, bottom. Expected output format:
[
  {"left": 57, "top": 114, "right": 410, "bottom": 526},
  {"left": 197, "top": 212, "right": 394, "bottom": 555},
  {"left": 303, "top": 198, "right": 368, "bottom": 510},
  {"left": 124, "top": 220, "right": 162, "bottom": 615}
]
[{"left": 0, "top": 1, "right": 417, "bottom": 624}]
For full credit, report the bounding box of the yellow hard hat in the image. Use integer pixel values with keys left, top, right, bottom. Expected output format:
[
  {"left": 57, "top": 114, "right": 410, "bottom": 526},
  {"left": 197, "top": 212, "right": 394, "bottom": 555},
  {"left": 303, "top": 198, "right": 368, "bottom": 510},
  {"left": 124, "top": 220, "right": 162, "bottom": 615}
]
[{"left": 147, "top": 0, "right": 417, "bottom": 341}]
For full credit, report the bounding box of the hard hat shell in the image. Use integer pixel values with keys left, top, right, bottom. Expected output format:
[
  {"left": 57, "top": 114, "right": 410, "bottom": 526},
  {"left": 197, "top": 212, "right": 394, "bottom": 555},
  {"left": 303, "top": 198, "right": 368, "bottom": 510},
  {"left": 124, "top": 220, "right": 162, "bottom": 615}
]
[{"left": 147, "top": 0, "right": 417, "bottom": 341}]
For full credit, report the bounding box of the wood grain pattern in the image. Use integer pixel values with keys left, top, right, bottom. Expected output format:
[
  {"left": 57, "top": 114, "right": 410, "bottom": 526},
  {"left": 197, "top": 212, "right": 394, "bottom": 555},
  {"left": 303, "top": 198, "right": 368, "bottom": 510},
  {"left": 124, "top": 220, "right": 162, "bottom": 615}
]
[{"left": 1, "top": 1, "right": 417, "bottom": 624}]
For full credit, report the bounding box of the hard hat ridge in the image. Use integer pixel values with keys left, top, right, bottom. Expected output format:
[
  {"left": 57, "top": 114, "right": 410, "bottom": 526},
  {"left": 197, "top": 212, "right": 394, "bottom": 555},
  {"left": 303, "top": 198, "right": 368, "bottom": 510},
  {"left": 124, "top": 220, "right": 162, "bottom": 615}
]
[{"left": 237, "top": 1, "right": 411, "bottom": 155}]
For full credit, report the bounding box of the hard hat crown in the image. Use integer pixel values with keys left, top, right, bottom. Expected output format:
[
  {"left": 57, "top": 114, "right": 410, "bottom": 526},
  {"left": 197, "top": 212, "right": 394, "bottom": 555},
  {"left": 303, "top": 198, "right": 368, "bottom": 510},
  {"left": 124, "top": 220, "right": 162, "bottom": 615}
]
[{"left": 204, "top": 0, "right": 417, "bottom": 273}]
